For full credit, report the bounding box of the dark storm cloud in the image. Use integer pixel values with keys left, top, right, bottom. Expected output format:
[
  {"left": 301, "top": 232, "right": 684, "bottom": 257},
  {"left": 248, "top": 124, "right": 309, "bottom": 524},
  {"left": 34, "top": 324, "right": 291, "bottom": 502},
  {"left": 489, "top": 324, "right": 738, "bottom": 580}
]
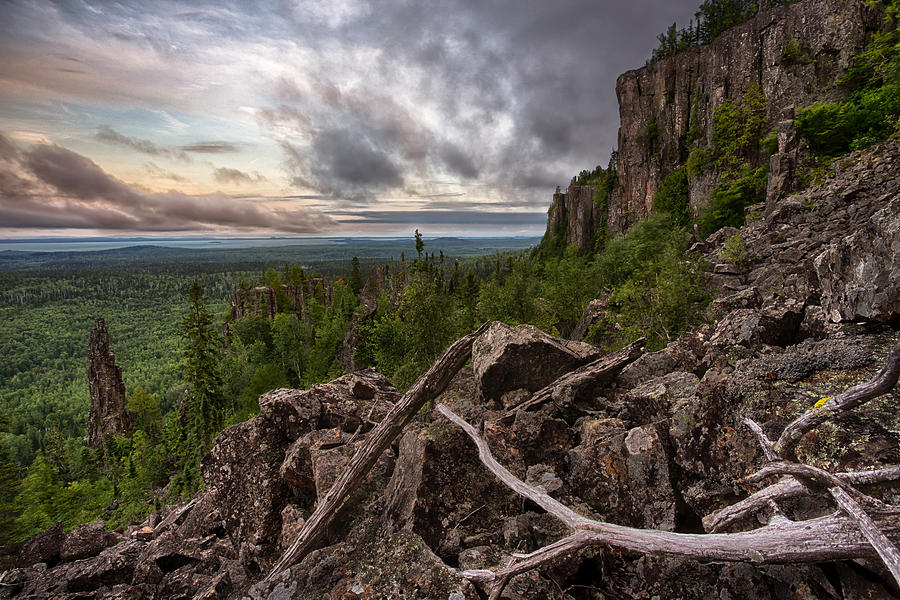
[
  {"left": 96, "top": 126, "right": 190, "bottom": 162},
  {"left": 439, "top": 144, "right": 479, "bottom": 179},
  {"left": 0, "top": 137, "right": 333, "bottom": 233},
  {"left": 181, "top": 142, "right": 239, "bottom": 154},
  {"left": 213, "top": 167, "right": 267, "bottom": 185},
  {"left": 255, "top": 0, "right": 700, "bottom": 207}
]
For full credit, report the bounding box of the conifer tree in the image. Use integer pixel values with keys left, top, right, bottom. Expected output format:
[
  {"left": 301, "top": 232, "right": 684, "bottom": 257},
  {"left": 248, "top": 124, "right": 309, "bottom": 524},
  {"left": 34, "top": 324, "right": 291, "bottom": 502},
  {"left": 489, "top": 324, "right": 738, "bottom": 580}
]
[{"left": 178, "top": 282, "right": 225, "bottom": 450}]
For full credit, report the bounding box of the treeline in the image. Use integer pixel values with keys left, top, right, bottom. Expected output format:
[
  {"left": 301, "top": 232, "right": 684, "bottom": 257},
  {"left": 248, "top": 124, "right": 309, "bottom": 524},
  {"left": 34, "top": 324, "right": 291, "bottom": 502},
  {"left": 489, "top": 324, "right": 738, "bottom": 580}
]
[{"left": 649, "top": 0, "right": 799, "bottom": 63}]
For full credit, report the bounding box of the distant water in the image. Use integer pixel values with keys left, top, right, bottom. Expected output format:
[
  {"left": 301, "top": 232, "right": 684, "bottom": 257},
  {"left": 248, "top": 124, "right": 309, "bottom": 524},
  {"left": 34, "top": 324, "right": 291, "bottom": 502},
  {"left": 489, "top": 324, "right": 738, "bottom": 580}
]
[{"left": 0, "top": 237, "right": 354, "bottom": 253}]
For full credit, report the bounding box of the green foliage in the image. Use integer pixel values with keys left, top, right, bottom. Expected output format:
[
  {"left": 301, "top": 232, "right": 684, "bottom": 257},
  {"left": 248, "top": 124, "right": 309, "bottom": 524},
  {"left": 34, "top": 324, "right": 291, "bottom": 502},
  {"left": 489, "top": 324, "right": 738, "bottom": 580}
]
[
  {"left": 178, "top": 282, "right": 226, "bottom": 450},
  {"left": 781, "top": 39, "right": 812, "bottom": 65},
  {"left": 652, "top": 167, "right": 693, "bottom": 227},
  {"left": 592, "top": 215, "right": 711, "bottom": 349},
  {"left": 14, "top": 456, "right": 114, "bottom": 540},
  {"left": 796, "top": 4, "right": 900, "bottom": 155},
  {"left": 685, "top": 146, "right": 712, "bottom": 178},
  {"left": 712, "top": 83, "right": 767, "bottom": 175},
  {"left": 696, "top": 166, "right": 768, "bottom": 235},
  {"left": 721, "top": 232, "right": 749, "bottom": 270}
]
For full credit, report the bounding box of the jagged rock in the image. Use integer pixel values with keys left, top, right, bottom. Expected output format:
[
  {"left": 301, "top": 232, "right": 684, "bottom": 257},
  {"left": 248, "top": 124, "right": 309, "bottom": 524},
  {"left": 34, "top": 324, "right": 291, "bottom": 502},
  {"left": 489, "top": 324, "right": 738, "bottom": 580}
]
[
  {"left": 59, "top": 519, "right": 124, "bottom": 562},
  {"left": 178, "top": 416, "right": 292, "bottom": 563},
  {"left": 87, "top": 317, "right": 133, "bottom": 448},
  {"left": 9, "top": 540, "right": 143, "bottom": 597},
  {"left": 709, "top": 297, "right": 805, "bottom": 349},
  {"left": 17, "top": 521, "right": 64, "bottom": 567},
  {"left": 709, "top": 286, "right": 762, "bottom": 320},
  {"left": 257, "top": 387, "right": 323, "bottom": 440},
  {"left": 814, "top": 197, "right": 900, "bottom": 323},
  {"left": 544, "top": 185, "right": 606, "bottom": 251},
  {"left": 615, "top": 348, "right": 677, "bottom": 388},
  {"left": 568, "top": 289, "right": 619, "bottom": 345},
  {"left": 567, "top": 419, "right": 676, "bottom": 530},
  {"left": 473, "top": 322, "right": 600, "bottom": 402}
]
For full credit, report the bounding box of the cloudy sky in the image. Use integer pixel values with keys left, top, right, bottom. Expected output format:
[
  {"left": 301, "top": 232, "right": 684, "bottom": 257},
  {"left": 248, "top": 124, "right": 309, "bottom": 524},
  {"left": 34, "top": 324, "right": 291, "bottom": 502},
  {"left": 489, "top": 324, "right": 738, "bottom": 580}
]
[{"left": 0, "top": 0, "right": 699, "bottom": 238}]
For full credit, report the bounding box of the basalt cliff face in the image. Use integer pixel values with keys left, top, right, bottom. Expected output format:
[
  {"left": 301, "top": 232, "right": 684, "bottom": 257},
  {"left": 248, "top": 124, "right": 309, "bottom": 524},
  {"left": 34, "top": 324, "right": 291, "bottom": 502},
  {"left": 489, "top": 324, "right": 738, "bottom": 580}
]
[{"left": 546, "top": 0, "right": 882, "bottom": 248}]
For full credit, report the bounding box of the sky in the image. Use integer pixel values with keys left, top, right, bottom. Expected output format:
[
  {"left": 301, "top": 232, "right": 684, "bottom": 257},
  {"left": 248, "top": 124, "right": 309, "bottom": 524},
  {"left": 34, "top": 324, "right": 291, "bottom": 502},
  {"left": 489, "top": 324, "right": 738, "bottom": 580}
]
[{"left": 0, "top": 0, "right": 700, "bottom": 239}]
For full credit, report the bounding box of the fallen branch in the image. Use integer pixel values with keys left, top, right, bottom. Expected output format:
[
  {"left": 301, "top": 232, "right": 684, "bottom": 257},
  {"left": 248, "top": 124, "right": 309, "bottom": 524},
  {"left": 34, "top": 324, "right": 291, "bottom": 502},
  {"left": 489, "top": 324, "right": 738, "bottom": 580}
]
[
  {"left": 438, "top": 404, "right": 900, "bottom": 594},
  {"left": 775, "top": 339, "right": 900, "bottom": 458},
  {"left": 266, "top": 322, "right": 491, "bottom": 581},
  {"left": 704, "top": 465, "right": 900, "bottom": 532},
  {"left": 832, "top": 486, "right": 900, "bottom": 585},
  {"left": 747, "top": 461, "right": 892, "bottom": 511},
  {"left": 513, "top": 338, "right": 646, "bottom": 414}
]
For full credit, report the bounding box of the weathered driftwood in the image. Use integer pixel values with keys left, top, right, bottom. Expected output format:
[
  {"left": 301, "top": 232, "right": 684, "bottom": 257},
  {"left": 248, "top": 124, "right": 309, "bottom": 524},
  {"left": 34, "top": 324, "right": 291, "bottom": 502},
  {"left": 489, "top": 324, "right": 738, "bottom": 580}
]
[
  {"left": 513, "top": 337, "right": 645, "bottom": 413},
  {"left": 774, "top": 339, "right": 900, "bottom": 458},
  {"left": 439, "top": 403, "right": 900, "bottom": 590},
  {"left": 265, "top": 322, "right": 491, "bottom": 581},
  {"left": 704, "top": 465, "right": 900, "bottom": 532}
]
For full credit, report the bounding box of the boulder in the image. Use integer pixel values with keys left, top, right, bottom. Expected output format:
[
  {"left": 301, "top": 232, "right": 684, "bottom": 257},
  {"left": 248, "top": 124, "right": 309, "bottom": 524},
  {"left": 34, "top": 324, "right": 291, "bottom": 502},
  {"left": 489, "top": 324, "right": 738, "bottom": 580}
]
[
  {"left": 60, "top": 519, "right": 124, "bottom": 562},
  {"left": 473, "top": 322, "right": 599, "bottom": 402},
  {"left": 814, "top": 197, "right": 900, "bottom": 323}
]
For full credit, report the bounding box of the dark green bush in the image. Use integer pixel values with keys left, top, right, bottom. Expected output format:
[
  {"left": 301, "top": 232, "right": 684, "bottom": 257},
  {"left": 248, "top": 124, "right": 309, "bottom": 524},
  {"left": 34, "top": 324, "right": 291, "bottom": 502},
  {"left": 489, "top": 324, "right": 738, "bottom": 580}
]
[
  {"left": 652, "top": 167, "right": 692, "bottom": 227},
  {"left": 696, "top": 166, "right": 767, "bottom": 236}
]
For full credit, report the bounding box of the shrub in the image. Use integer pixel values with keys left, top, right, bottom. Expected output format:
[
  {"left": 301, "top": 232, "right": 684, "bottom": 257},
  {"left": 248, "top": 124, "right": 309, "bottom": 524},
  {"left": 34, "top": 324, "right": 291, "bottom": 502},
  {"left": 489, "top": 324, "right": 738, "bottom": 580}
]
[
  {"left": 696, "top": 166, "right": 768, "bottom": 236},
  {"left": 652, "top": 167, "right": 692, "bottom": 226}
]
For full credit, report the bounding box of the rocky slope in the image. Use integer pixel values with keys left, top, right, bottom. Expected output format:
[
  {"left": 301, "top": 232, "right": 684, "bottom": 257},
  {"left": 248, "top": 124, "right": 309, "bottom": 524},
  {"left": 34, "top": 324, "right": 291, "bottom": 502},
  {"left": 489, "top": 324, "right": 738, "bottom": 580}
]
[{"left": 4, "top": 140, "right": 898, "bottom": 596}]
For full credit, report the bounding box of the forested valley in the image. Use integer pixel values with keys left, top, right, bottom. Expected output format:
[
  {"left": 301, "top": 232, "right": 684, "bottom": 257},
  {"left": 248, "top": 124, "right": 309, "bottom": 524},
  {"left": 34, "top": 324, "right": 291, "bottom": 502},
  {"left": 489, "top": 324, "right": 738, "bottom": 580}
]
[{"left": 0, "top": 210, "right": 711, "bottom": 548}]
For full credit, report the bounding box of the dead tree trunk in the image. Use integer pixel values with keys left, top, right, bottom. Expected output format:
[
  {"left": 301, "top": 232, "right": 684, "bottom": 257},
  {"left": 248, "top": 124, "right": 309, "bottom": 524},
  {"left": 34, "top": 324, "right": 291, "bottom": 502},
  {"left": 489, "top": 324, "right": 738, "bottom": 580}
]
[{"left": 266, "top": 322, "right": 491, "bottom": 581}]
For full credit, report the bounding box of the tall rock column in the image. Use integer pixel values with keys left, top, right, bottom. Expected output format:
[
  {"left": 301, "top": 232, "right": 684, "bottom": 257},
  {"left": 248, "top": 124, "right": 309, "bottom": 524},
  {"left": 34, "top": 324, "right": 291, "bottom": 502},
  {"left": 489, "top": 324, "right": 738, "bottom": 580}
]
[{"left": 87, "top": 317, "right": 133, "bottom": 448}]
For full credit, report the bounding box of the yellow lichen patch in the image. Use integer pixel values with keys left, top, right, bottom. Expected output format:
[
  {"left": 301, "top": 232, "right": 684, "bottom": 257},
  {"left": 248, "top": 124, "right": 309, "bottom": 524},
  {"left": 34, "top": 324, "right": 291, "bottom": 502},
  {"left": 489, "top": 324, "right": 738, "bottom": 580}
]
[{"left": 813, "top": 396, "right": 830, "bottom": 409}]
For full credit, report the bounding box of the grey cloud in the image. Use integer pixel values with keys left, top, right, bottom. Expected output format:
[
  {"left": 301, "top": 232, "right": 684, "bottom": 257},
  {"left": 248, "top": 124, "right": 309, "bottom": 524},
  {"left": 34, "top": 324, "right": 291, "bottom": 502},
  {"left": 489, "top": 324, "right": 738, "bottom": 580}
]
[
  {"left": 96, "top": 126, "right": 190, "bottom": 161},
  {"left": 143, "top": 162, "right": 190, "bottom": 183},
  {"left": 0, "top": 138, "right": 334, "bottom": 233},
  {"left": 439, "top": 144, "right": 479, "bottom": 179},
  {"left": 181, "top": 142, "right": 239, "bottom": 153},
  {"left": 332, "top": 210, "right": 546, "bottom": 226},
  {"left": 213, "top": 167, "right": 267, "bottom": 185}
]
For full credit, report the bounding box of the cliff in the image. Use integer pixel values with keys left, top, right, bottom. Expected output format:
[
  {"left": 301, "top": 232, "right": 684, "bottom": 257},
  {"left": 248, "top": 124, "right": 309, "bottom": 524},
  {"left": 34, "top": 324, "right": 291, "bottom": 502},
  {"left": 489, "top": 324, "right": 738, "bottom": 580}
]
[
  {"left": 543, "top": 185, "right": 606, "bottom": 251},
  {"left": 610, "top": 0, "right": 880, "bottom": 234},
  {"left": 86, "top": 317, "right": 133, "bottom": 449},
  {"left": 543, "top": 0, "right": 882, "bottom": 245}
]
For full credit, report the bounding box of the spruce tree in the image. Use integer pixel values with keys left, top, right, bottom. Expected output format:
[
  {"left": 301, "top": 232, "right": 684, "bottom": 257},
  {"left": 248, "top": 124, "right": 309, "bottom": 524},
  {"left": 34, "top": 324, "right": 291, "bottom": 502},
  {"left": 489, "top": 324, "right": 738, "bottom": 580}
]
[{"left": 178, "top": 282, "right": 225, "bottom": 450}]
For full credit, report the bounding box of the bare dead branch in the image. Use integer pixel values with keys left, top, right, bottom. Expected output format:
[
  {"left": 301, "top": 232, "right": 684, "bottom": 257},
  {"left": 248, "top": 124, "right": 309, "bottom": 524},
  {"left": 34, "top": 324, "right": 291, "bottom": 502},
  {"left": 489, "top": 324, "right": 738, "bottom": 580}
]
[
  {"left": 704, "top": 465, "right": 900, "bottom": 532},
  {"left": 748, "top": 461, "right": 892, "bottom": 511},
  {"left": 831, "top": 486, "right": 900, "bottom": 587},
  {"left": 265, "top": 322, "right": 491, "bottom": 581},
  {"left": 513, "top": 338, "right": 646, "bottom": 413},
  {"left": 775, "top": 338, "right": 900, "bottom": 458},
  {"left": 436, "top": 403, "right": 592, "bottom": 530},
  {"left": 438, "top": 404, "right": 900, "bottom": 586},
  {"left": 744, "top": 418, "right": 778, "bottom": 461}
]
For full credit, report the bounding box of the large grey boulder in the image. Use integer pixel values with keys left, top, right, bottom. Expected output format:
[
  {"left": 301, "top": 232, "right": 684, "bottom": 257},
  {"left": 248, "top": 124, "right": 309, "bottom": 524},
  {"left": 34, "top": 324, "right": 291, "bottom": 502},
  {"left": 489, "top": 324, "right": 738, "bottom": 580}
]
[
  {"left": 815, "top": 197, "right": 900, "bottom": 323},
  {"left": 473, "top": 322, "right": 599, "bottom": 402}
]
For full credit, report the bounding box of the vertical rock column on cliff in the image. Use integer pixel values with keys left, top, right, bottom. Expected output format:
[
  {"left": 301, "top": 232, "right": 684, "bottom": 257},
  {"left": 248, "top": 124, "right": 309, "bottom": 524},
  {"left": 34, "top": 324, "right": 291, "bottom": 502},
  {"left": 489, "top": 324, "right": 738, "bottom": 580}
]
[{"left": 87, "top": 317, "right": 133, "bottom": 448}]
